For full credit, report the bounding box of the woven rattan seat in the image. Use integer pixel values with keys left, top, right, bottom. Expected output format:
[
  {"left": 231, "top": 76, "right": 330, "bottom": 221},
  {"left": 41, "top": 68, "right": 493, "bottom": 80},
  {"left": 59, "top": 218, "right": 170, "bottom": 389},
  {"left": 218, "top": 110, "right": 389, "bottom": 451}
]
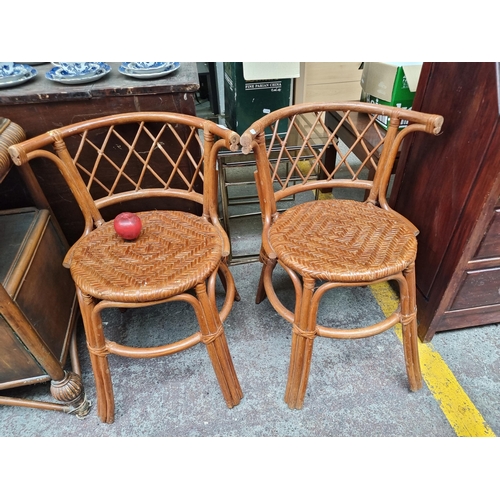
[
  {"left": 9, "top": 112, "right": 243, "bottom": 423},
  {"left": 70, "top": 211, "right": 223, "bottom": 302},
  {"left": 240, "top": 101, "right": 444, "bottom": 409},
  {"left": 270, "top": 200, "right": 417, "bottom": 282}
]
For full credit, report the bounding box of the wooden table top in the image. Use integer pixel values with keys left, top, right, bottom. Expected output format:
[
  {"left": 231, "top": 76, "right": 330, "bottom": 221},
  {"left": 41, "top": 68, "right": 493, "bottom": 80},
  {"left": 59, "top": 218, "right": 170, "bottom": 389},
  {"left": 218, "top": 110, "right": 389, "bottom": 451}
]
[{"left": 0, "top": 62, "right": 199, "bottom": 105}]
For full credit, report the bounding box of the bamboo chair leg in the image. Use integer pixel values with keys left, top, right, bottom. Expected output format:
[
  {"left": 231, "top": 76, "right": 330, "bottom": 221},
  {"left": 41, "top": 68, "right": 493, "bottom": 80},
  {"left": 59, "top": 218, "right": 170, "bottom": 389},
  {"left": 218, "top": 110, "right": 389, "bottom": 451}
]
[
  {"left": 399, "top": 265, "right": 422, "bottom": 392},
  {"left": 285, "top": 331, "right": 316, "bottom": 409},
  {"left": 77, "top": 289, "right": 115, "bottom": 423},
  {"left": 255, "top": 266, "right": 267, "bottom": 304},
  {"left": 284, "top": 278, "right": 316, "bottom": 409},
  {"left": 195, "top": 283, "right": 243, "bottom": 408},
  {"left": 217, "top": 266, "right": 241, "bottom": 302},
  {"left": 255, "top": 249, "right": 276, "bottom": 305}
]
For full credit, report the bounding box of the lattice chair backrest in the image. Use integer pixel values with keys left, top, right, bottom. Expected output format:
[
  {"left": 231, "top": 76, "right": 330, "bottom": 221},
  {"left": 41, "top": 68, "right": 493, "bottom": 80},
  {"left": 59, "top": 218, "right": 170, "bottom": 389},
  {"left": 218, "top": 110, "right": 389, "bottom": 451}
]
[
  {"left": 240, "top": 102, "right": 443, "bottom": 210},
  {"left": 9, "top": 112, "right": 239, "bottom": 235}
]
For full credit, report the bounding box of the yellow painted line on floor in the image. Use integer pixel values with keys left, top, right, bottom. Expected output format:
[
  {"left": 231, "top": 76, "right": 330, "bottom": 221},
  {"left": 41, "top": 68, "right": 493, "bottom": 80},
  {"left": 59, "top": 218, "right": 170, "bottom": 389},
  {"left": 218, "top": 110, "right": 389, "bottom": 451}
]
[{"left": 370, "top": 282, "right": 496, "bottom": 437}]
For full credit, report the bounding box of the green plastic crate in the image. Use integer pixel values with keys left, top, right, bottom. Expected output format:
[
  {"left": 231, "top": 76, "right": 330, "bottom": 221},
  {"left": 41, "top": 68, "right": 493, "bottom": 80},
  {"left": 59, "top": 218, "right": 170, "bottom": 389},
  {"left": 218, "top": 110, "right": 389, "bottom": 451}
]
[{"left": 224, "top": 62, "right": 293, "bottom": 136}]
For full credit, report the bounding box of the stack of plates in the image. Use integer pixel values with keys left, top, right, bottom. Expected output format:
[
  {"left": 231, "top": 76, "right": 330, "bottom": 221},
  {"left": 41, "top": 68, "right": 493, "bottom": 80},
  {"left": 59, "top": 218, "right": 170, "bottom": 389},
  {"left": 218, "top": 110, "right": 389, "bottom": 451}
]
[
  {"left": 118, "top": 62, "right": 180, "bottom": 79},
  {"left": 45, "top": 62, "right": 111, "bottom": 85},
  {"left": 0, "top": 64, "right": 37, "bottom": 88}
]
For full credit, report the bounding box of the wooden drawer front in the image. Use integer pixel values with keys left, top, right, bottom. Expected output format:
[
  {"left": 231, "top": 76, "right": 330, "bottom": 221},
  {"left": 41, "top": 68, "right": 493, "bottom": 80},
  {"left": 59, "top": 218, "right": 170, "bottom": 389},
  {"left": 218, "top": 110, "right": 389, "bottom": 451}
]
[
  {"left": 0, "top": 316, "right": 43, "bottom": 385},
  {"left": 451, "top": 266, "right": 500, "bottom": 310},
  {"left": 14, "top": 215, "right": 75, "bottom": 361},
  {"left": 474, "top": 208, "right": 500, "bottom": 260},
  {"left": 1, "top": 208, "right": 74, "bottom": 359},
  {"left": 0, "top": 207, "right": 75, "bottom": 388}
]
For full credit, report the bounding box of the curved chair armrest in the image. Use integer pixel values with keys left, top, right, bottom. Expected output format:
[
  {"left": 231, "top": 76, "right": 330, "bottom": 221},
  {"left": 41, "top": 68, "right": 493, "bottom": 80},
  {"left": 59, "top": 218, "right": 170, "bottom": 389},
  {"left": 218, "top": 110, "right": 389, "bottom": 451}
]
[{"left": 240, "top": 101, "right": 443, "bottom": 154}]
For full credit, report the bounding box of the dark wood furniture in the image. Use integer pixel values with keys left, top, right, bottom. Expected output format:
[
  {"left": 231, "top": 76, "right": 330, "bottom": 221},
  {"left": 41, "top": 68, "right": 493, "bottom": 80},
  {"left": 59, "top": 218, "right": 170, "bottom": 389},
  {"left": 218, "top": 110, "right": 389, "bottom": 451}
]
[
  {"left": 0, "top": 62, "right": 199, "bottom": 244},
  {"left": 9, "top": 112, "right": 242, "bottom": 423},
  {"left": 240, "top": 102, "right": 443, "bottom": 409},
  {"left": 0, "top": 117, "right": 89, "bottom": 416},
  {"left": 390, "top": 62, "right": 500, "bottom": 342}
]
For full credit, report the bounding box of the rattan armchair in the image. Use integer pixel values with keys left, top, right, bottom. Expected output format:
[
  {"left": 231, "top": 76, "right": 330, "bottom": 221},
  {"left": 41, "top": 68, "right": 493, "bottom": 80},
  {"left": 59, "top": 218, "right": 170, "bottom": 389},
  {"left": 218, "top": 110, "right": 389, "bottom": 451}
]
[
  {"left": 9, "top": 112, "right": 243, "bottom": 423},
  {"left": 240, "top": 102, "right": 443, "bottom": 409}
]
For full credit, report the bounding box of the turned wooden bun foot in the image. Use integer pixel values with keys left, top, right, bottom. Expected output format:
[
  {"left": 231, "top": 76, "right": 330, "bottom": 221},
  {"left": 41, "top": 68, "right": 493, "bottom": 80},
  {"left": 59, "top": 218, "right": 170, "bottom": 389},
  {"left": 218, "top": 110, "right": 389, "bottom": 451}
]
[{"left": 50, "top": 371, "right": 91, "bottom": 418}]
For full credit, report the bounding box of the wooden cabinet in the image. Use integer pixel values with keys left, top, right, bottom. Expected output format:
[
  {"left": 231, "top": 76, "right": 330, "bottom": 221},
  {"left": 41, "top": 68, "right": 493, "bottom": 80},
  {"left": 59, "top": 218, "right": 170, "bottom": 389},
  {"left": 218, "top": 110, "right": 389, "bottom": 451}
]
[
  {"left": 1, "top": 208, "right": 75, "bottom": 383},
  {"left": 0, "top": 118, "right": 89, "bottom": 416},
  {"left": 390, "top": 62, "right": 500, "bottom": 342},
  {"left": 0, "top": 62, "right": 200, "bottom": 245}
]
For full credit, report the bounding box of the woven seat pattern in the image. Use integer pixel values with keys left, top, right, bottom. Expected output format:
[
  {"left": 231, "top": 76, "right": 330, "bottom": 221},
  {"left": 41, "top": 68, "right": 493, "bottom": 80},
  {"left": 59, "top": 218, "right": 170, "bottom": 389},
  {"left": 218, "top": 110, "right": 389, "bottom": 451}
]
[
  {"left": 270, "top": 199, "right": 417, "bottom": 282},
  {"left": 70, "top": 210, "right": 222, "bottom": 302}
]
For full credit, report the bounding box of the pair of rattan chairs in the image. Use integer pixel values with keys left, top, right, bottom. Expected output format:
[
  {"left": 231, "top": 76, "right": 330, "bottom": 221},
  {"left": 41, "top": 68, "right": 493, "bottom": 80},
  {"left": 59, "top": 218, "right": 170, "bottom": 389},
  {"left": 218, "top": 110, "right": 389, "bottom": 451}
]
[{"left": 8, "top": 102, "right": 443, "bottom": 423}]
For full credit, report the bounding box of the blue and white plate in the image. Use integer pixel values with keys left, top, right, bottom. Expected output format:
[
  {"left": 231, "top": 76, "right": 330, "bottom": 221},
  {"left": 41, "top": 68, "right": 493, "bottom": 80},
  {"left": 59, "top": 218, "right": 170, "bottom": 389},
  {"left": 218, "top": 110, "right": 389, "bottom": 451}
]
[
  {"left": 50, "top": 62, "right": 103, "bottom": 78},
  {"left": 118, "top": 62, "right": 180, "bottom": 79},
  {"left": 121, "top": 62, "right": 174, "bottom": 74},
  {"left": 0, "top": 64, "right": 37, "bottom": 88},
  {"left": 45, "top": 63, "right": 111, "bottom": 85}
]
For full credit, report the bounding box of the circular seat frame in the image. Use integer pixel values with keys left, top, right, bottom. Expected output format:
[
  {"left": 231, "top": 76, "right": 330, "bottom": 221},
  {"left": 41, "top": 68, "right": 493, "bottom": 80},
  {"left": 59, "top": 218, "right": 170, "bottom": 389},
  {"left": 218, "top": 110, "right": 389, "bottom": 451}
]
[
  {"left": 71, "top": 210, "right": 224, "bottom": 302},
  {"left": 70, "top": 210, "right": 242, "bottom": 420},
  {"left": 260, "top": 200, "right": 422, "bottom": 409},
  {"left": 270, "top": 199, "right": 417, "bottom": 283}
]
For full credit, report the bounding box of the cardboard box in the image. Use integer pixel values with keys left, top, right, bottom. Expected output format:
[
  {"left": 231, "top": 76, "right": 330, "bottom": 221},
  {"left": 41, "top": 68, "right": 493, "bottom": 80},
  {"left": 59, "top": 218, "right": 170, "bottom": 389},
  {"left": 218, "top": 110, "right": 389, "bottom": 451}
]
[
  {"left": 360, "top": 62, "right": 422, "bottom": 129},
  {"left": 224, "top": 63, "right": 299, "bottom": 136},
  {"left": 242, "top": 62, "right": 300, "bottom": 81}
]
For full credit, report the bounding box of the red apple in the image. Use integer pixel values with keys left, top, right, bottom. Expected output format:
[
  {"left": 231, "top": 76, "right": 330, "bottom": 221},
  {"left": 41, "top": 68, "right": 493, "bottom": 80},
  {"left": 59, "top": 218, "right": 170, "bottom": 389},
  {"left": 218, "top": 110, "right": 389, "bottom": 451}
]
[{"left": 114, "top": 212, "right": 142, "bottom": 240}]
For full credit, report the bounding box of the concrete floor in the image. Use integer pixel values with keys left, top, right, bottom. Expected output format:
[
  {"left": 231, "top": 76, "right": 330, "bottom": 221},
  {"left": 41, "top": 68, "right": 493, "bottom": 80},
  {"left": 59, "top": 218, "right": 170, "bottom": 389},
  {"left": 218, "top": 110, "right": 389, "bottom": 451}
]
[
  {"left": 1, "top": 258, "right": 498, "bottom": 494},
  {"left": 1, "top": 259, "right": 498, "bottom": 437}
]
